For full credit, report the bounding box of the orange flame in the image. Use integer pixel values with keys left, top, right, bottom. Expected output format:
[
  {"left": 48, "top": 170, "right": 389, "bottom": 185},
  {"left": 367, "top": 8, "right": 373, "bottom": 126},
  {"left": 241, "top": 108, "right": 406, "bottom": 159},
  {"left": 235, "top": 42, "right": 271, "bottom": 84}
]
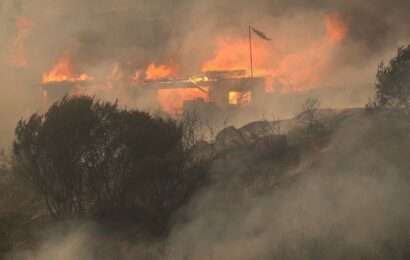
[
  {"left": 157, "top": 88, "right": 208, "bottom": 115},
  {"left": 201, "top": 13, "right": 348, "bottom": 92},
  {"left": 145, "top": 63, "right": 177, "bottom": 80},
  {"left": 158, "top": 12, "right": 349, "bottom": 114},
  {"left": 9, "top": 16, "right": 33, "bottom": 68},
  {"left": 201, "top": 38, "right": 270, "bottom": 76},
  {"left": 42, "top": 53, "right": 93, "bottom": 84},
  {"left": 41, "top": 13, "right": 348, "bottom": 114},
  {"left": 228, "top": 91, "right": 252, "bottom": 105}
]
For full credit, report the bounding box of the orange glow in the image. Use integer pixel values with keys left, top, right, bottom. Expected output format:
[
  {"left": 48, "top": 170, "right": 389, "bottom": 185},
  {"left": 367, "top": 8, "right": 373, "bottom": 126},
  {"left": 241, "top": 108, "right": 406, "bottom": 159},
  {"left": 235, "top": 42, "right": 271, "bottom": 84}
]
[
  {"left": 9, "top": 16, "right": 33, "bottom": 67},
  {"left": 269, "top": 13, "right": 348, "bottom": 92},
  {"left": 202, "top": 38, "right": 270, "bottom": 76},
  {"left": 157, "top": 88, "right": 208, "bottom": 114},
  {"left": 145, "top": 63, "right": 177, "bottom": 80},
  {"left": 42, "top": 53, "right": 93, "bottom": 84},
  {"left": 201, "top": 13, "right": 348, "bottom": 93},
  {"left": 228, "top": 91, "right": 252, "bottom": 105},
  {"left": 325, "top": 13, "right": 349, "bottom": 44},
  {"left": 41, "top": 12, "right": 348, "bottom": 114},
  {"left": 156, "top": 12, "right": 348, "bottom": 114}
]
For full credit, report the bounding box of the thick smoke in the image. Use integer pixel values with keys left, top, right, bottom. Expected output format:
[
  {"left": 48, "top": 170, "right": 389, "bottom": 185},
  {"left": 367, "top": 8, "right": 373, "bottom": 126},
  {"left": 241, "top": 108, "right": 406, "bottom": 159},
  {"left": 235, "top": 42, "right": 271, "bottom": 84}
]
[
  {"left": 1, "top": 0, "right": 410, "bottom": 144},
  {"left": 3, "top": 2, "right": 410, "bottom": 259},
  {"left": 164, "top": 113, "right": 410, "bottom": 259},
  {"left": 8, "top": 111, "right": 410, "bottom": 259}
]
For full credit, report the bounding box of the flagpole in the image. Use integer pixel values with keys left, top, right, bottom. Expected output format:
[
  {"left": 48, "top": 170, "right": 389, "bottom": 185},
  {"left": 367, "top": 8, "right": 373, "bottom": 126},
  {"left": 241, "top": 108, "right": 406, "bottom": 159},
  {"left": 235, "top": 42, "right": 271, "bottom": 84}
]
[{"left": 248, "top": 24, "right": 253, "bottom": 78}]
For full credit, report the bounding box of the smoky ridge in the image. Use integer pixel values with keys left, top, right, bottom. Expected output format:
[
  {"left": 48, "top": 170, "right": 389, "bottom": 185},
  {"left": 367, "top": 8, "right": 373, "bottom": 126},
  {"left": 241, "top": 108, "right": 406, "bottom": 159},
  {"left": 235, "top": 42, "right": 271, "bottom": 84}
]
[{"left": 1, "top": 1, "right": 410, "bottom": 259}]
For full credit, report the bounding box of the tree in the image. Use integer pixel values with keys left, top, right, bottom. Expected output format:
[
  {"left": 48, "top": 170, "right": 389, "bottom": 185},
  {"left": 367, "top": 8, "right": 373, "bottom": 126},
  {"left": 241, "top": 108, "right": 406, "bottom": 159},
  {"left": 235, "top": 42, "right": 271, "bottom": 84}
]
[
  {"left": 13, "top": 96, "right": 203, "bottom": 236},
  {"left": 375, "top": 45, "right": 410, "bottom": 110}
]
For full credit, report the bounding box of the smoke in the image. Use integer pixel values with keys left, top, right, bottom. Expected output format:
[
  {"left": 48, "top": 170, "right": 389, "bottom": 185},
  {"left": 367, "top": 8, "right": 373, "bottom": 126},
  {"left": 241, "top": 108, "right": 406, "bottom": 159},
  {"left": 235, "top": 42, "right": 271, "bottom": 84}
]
[
  {"left": 166, "top": 175, "right": 410, "bottom": 259},
  {"left": 9, "top": 226, "right": 93, "bottom": 260},
  {"left": 1, "top": 0, "right": 410, "bottom": 144},
  {"left": 3, "top": 2, "right": 410, "bottom": 258},
  {"left": 164, "top": 113, "right": 410, "bottom": 259},
  {"left": 8, "top": 110, "right": 410, "bottom": 259}
]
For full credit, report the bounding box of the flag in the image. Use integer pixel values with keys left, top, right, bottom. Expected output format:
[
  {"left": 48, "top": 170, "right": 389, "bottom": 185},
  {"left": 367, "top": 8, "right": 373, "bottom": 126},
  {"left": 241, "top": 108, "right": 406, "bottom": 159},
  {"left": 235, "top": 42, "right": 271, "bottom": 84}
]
[{"left": 251, "top": 27, "right": 271, "bottom": 41}]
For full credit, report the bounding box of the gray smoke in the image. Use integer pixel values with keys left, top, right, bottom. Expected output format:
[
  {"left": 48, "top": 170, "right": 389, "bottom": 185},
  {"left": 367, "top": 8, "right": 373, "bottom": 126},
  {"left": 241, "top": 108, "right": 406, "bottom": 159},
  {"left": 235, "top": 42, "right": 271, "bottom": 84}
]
[
  {"left": 3, "top": 2, "right": 410, "bottom": 258},
  {"left": 8, "top": 111, "right": 410, "bottom": 260},
  {"left": 1, "top": 0, "right": 410, "bottom": 145},
  {"left": 164, "top": 113, "right": 410, "bottom": 259}
]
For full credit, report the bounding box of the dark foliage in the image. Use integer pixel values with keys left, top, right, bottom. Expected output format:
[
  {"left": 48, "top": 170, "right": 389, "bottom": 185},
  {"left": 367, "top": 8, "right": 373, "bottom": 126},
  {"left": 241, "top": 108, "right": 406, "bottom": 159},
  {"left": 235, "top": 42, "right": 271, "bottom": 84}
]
[
  {"left": 375, "top": 45, "right": 410, "bottom": 110},
  {"left": 297, "top": 98, "right": 329, "bottom": 141},
  {"left": 12, "top": 96, "right": 204, "bottom": 236},
  {"left": 0, "top": 152, "right": 42, "bottom": 258}
]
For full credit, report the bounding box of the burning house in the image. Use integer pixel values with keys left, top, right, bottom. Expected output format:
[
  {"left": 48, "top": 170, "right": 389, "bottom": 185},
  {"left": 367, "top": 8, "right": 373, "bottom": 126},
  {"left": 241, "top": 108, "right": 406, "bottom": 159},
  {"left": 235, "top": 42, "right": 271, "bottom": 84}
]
[
  {"left": 143, "top": 69, "right": 265, "bottom": 115},
  {"left": 41, "top": 53, "right": 95, "bottom": 105},
  {"left": 42, "top": 62, "right": 266, "bottom": 116},
  {"left": 40, "top": 16, "right": 348, "bottom": 116},
  {"left": 41, "top": 25, "right": 272, "bottom": 115}
]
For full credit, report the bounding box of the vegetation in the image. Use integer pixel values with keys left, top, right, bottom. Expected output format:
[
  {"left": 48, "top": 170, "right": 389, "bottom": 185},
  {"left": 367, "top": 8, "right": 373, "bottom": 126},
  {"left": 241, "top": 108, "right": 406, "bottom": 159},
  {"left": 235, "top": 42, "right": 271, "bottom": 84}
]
[
  {"left": 0, "top": 151, "right": 41, "bottom": 258},
  {"left": 291, "top": 97, "right": 330, "bottom": 149},
  {"left": 4, "top": 45, "right": 410, "bottom": 258},
  {"left": 374, "top": 45, "right": 410, "bottom": 110},
  {"left": 12, "top": 96, "right": 204, "bottom": 236}
]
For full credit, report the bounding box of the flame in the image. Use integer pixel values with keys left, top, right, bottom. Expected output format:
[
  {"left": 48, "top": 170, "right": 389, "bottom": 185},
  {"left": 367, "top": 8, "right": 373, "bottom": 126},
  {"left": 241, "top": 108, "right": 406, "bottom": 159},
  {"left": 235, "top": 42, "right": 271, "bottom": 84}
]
[
  {"left": 189, "top": 76, "right": 210, "bottom": 84},
  {"left": 228, "top": 91, "right": 252, "bottom": 105},
  {"left": 154, "top": 76, "right": 211, "bottom": 114},
  {"left": 9, "top": 16, "right": 33, "bottom": 68},
  {"left": 201, "top": 38, "right": 270, "bottom": 76},
  {"left": 269, "top": 13, "right": 348, "bottom": 92},
  {"left": 145, "top": 63, "right": 177, "bottom": 80},
  {"left": 42, "top": 53, "right": 93, "bottom": 84},
  {"left": 42, "top": 12, "right": 348, "bottom": 114},
  {"left": 158, "top": 11, "right": 349, "bottom": 114},
  {"left": 201, "top": 13, "right": 348, "bottom": 92},
  {"left": 157, "top": 88, "right": 208, "bottom": 114}
]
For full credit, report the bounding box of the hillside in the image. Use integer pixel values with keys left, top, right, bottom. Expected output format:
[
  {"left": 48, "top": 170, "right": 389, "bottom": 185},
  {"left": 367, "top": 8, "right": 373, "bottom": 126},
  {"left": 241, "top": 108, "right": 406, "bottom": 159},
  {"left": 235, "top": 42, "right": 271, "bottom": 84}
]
[
  {"left": 169, "top": 108, "right": 410, "bottom": 259},
  {"left": 3, "top": 108, "right": 410, "bottom": 259}
]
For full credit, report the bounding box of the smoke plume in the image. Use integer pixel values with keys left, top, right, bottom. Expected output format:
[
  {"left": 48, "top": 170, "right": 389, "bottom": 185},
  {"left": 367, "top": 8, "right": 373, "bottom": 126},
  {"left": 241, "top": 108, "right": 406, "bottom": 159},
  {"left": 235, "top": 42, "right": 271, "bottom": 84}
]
[{"left": 1, "top": 0, "right": 410, "bottom": 144}]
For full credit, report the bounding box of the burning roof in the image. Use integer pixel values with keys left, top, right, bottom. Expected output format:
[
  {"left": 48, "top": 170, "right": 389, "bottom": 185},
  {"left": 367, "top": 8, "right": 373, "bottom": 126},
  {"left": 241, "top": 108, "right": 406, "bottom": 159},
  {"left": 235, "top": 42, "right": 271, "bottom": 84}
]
[
  {"left": 42, "top": 53, "right": 93, "bottom": 85},
  {"left": 39, "top": 12, "right": 349, "bottom": 115}
]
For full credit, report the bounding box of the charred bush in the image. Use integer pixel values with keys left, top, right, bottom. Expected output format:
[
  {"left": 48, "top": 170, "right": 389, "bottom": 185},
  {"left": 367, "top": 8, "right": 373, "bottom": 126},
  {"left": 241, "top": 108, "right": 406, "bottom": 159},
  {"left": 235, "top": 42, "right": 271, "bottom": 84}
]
[
  {"left": 13, "top": 96, "right": 205, "bottom": 237},
  {"left": 293, "top": 98, "right": 331, "bottom": 149}
]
